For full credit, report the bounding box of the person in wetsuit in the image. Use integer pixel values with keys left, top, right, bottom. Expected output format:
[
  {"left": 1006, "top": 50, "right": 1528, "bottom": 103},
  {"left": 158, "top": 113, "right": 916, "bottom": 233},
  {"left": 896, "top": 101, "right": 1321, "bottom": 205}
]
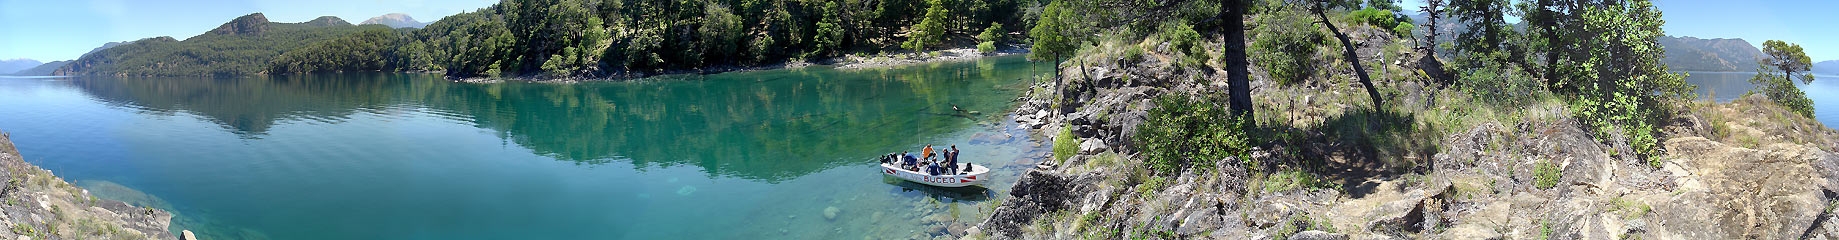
[{"left": 946, "top": 145, "right": 960, "bottom": 174}]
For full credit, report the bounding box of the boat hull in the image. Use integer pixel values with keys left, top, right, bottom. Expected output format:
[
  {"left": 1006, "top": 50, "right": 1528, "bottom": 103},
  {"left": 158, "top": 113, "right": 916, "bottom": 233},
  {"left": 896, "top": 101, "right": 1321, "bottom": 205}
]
[{"left": 880, "top": 163, "right": 987, "bottom": 188}]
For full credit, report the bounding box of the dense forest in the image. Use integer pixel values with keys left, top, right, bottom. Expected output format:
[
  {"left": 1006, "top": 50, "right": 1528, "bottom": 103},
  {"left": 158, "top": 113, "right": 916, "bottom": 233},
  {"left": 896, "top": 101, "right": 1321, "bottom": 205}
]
[
  {"left": 55, "top": 14, "right": 389, "bottom": 77},
  {"left": 57, "top": 0, "right": 1038, "bottom": 78}
]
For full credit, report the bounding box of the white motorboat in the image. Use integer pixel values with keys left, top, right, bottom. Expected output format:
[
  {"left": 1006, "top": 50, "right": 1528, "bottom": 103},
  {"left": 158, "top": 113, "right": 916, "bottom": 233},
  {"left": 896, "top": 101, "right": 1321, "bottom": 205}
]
[{"left": 878, "top": 155, "right": 988, "bottom": 187}]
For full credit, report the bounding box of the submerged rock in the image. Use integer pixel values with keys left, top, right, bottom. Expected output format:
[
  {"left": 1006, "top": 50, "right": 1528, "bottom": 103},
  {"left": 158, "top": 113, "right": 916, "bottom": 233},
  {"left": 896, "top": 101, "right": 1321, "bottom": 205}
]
[{"left": 824, "top": 206, "right": 841, "bottom": 221}]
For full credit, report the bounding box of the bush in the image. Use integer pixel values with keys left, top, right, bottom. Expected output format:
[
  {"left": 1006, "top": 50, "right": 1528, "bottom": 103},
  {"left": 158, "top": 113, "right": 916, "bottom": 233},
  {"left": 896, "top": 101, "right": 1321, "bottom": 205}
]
[
  {"left": 1346, "top": 7, "right": 1413, "bottom": 37},
  {"left": 1251, "top": 7, "right": 1323, "bottom": 85},
  {"left": 1534, "top": 159, "right": 1560, "bottom": 189},
  {"left": 1459, "top": 53, "right": 1543, "bottom": 107},
  {"left": 1054, "top": 125, "right": 1078, "bottom": 165},
  {"left": 1136, "top": 95, "right": 1252, "bottom": 176},
  {"left": 1155, "top": 21, "right": 1207, "bottom": 68},
  {"left": 978, "top": 23, "right": 1004, "bottom": 54}
]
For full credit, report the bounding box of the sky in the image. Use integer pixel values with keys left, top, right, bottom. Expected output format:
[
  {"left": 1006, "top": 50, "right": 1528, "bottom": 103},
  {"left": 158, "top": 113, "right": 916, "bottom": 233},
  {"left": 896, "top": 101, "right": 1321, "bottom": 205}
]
[
  {"left": 0, "top": 0, "right": 495, "bottom": 61},
  {"left": 1394, "top": 0, "right": 1839, "bottom": 61}
]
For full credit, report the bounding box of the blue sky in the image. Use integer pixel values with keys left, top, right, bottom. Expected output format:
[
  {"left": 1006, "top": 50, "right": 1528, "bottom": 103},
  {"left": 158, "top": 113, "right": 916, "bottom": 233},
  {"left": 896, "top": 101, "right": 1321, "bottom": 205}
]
[{"left": 0, "top": 0, "right": 495, "bottom": 61}]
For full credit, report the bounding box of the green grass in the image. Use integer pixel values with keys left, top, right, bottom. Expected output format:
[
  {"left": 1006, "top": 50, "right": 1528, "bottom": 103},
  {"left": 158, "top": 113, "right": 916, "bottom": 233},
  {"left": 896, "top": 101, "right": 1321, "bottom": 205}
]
[
  {"left": 1609, "top": 197, "right": 1651, "bottom": 220},
  {"left": 1534, "top": 159, "right": 1561, "bottom": 189},
  {"left": 1137, "top": 176, "right": 1169, "bottom": 199},
  {"left": 1262, "top": 170, "right": 1328, "bottom": 193}
]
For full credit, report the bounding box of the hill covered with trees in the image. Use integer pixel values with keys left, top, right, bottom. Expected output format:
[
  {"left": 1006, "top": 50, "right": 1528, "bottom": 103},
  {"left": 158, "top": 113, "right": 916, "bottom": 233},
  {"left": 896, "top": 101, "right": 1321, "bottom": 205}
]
[
  {"left": 56, "top": 0, "right": 1037, "bottom": 79},
  {"left": 54, "top": 13, "right": 392, "bottom": 78}
]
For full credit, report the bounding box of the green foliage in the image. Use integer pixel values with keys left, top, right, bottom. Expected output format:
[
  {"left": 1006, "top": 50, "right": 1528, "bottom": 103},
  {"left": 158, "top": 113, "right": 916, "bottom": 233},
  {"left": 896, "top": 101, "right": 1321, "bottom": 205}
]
[
  {"left": 1029, "top": 0, "right": 1080, "bottom": 62},
  {"left": 904, "top": 0, "right": 952, "bottom": 52},
  {"left": 1054, "top": 125, "right": 1079, "bottom": 165},
  {"left": 1136, "top": 95, "right": 1252, "bottom": 176},
  {"left": 1137, "top": 176, "right": 1168, "bottom": 199},
  {"left": 1751, "top": 40, "right": 1817, "bottom": 118},
  {"left": 1534, "top": 159, "right": 1559, "bottom": 189},
  {"left": 1155, "top": 21, "right": 1208, "bottom": 68},
  {"left": 1346, "top": 7, "right": 1412, "bottom": 37},
  {"left": 1459, "top": 52, "right": 1543, "bottom": 107},
  {"left": 978, "top": 23, "right": 1005, "bottom": 53},
  {"left": 267, "top": 28, "right": 410, "bottom": 74},
  {"left": 1263, "top": 170, "right": 1327, "bottom": 193},
  {"left": 58, "top": 17, "right": 384, "bottom": 77},
  {"left": 1565, "top": 0, "right": 1691, "bottom": 159},
  {"left": 1251, "top": 7, "right": 1322, "bottom": 85}
]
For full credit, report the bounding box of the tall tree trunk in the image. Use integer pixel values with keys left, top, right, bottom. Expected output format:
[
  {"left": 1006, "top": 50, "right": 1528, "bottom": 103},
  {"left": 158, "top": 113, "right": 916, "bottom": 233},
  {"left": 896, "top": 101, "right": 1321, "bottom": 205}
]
[
  {"left": 1224, "top": 0, "right": 1253, "bottom": 120},
  {"left": 1315, "top": 2, "right": 1385, "bottom": 108}
]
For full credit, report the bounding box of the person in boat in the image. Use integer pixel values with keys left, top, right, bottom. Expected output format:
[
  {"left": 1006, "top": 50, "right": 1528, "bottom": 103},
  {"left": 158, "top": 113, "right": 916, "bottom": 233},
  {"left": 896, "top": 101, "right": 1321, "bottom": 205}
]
[
  {"left": 946, "top": 145, "right": 960, "bottom": 175},
  {"left": 922, "top": 144, "right": 936, "bottom": 162},
  {"left": 902, "top": 151, "right": 918, "bottom": 170},
  {"left": 927, "top": 160, "right": 940, "bottom": 176}
]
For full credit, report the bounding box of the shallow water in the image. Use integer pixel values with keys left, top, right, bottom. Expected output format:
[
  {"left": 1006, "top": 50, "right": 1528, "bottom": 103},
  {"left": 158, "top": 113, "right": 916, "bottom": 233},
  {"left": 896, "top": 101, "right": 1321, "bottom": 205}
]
[
  {"left": 0, "top": 55, "right": 1055, "bottom": 239},
  {"left": 1683, "top": 71, "right": 1839, "bottom": 128}
]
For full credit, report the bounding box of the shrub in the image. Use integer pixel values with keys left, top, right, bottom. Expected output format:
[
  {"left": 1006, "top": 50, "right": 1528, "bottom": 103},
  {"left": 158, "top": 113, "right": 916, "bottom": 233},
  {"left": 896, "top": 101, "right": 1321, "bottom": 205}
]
[
  {"left": 1459, "top": 53, "right": 1544, "bottom": 107},
  {"left": 978, "top": 23, "right": 1004, "bottom": 54},
  {"left": 1155, "top": 21, "right": 1207, "bottom": 68},
  {"left": 1534, "top": 159, "right": 1560, "bottom": 189},
  {"left": 1346, "top": 7, "right": 1414, "bottom": 37},
  {"left": 1054, "top": 125, "right": 1078, "bottom": 165},
  {"left": 1251, "top": 7, "right": 1323, "bottom": 85},
  {"left": 1136, "top": 95, "right": 1252, "bottom": 176}
]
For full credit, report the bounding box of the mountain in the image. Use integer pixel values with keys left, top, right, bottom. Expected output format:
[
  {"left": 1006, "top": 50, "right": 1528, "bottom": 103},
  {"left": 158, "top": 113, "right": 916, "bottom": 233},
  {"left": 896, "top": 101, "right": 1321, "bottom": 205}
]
[
  {"left": 0, "top": 59, "right": 41, "bottom": 74},
  {"left": 359, "top": 13, "right": 426, "bottom": 29},
  {"left": 6, "top": 41, "right": 128, "bottom": 76},
  {"left": 56, "top": 13, "right": 390, "bottom": 77},
  {"left": 1659, "top": 36, "right": 1763, "bottom": 72},
  {"left": 10, "top": 61, "right": 68, "bottom": 76},
  {"left": 1815, "top": 60, "right": 1839, "bottom": 75}
]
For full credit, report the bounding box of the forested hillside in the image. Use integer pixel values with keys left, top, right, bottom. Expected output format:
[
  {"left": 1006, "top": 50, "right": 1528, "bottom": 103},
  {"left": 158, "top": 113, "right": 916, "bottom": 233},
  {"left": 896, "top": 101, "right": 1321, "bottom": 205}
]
[
  {"left": 57, "top": 0, "right": 1038, "bottom": 79},
  {"left": 55, "top": 13, "right": 389, "bottom": 77}
]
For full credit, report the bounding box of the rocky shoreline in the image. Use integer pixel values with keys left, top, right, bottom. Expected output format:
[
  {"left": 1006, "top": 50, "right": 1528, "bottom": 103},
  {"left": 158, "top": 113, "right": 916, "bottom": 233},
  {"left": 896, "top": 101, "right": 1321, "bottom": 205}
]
[
  {"left": 964, "top": 28, "right": 1839, "bottom": 239},
  {"left": 451, "top": 45, "right": 1028, "bottom": 84},
  {"left": 0, "top": 131, "right": 179, "bottom": 239}
]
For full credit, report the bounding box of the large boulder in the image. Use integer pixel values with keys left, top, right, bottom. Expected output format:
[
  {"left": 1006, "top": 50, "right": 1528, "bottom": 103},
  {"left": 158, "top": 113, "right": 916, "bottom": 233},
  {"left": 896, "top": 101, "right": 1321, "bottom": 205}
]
[
  {"left": 1648, "top": 137, "right": 1835, "bottom": 239},
  {"left": 976, "top": 170, "right": 1076, "bottom": 238}
]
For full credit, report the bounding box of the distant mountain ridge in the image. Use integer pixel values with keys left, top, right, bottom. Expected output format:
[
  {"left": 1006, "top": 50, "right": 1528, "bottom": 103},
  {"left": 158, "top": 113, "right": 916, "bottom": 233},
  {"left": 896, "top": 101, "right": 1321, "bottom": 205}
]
[
  {"left": 1815, "top": 60, "right": 1839, "bottom": 75},
  {"left": 1659, "top": 36, "right": 1763, "bottom": 72},
  {"left": 56, "top": 13, "right": 390, "bottom": 77},
  {"left": 0, "top": 59, "right": 41, "bottom": 75},
  {"left": 360, "top": 13, "right": 426, "bottom": 29},
  {"left": 6, "top": 41, "right": 129, "bottom": 76}
]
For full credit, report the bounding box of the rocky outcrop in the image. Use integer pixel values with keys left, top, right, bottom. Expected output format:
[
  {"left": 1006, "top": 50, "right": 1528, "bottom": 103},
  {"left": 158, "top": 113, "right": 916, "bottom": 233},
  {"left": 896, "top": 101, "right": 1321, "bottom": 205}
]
[
  {"left": 207, "top": 13, "right": 270, "bottom": 36},
  {"left": 0, "top": 132, "right": 176, "bottom": 239},
  {"left": 980, "top": 16, "right": 1839, "bottom": 240}
]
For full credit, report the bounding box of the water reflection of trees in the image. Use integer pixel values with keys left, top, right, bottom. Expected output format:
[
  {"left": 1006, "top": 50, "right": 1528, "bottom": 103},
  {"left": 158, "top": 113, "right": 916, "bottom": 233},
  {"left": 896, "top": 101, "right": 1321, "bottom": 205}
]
[
  {"left": 72, "top": 75, "right": 405, "bottom": 135},
  {"left": 70, "top": 57, "right": 1047, "bottom": 182}
]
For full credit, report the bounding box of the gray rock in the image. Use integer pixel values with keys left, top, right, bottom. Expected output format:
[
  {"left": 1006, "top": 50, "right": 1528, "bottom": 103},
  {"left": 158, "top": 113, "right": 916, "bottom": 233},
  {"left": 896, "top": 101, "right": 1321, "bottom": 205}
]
[
  {"left": 1287, "top": 230, "right": 1348, "bottom": 240},
  {"left": 1078, "top": 138, "right": 1107, "bottom": 154}
]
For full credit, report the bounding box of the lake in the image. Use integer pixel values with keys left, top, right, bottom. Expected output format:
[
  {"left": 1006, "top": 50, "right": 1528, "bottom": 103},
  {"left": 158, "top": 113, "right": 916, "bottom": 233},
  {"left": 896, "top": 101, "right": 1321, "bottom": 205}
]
[
  {"left": 1683, "top": 71, "right": 1839, "bottom": 128},
  {"left": 0, "top": 55, "right": 1054, "bottom": 239}
]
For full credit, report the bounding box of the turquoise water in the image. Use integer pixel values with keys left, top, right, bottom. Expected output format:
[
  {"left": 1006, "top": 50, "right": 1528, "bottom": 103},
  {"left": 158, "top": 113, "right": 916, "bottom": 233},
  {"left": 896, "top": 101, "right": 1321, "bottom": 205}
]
[
  {"left": 1683, "top": 72, "right": 1839, "bottom": 128},
  {"left": 0, "top": 55, "right": 1055, "bottom": 239}
]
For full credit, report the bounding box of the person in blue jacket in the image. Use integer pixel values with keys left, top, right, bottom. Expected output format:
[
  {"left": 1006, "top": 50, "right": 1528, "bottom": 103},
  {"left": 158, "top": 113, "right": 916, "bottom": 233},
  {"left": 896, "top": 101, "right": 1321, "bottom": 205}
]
[{"left": 901, "top": 151, "right": 918, "bottom": 170}]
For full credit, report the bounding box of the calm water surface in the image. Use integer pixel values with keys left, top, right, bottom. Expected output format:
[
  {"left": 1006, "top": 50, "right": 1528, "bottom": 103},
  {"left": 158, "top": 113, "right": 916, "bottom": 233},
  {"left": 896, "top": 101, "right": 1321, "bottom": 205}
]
[
  {"left": 1683, "top": 71, "right": 1839, "bottom": 128},
  {"left": 0, "top": 55, "right": 1054, "bottom": 239}
]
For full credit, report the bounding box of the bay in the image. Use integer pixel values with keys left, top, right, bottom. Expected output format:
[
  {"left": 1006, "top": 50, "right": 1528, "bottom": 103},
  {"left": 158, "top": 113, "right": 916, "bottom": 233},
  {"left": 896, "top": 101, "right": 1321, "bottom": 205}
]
[
  {"left": 0, "top": 55, "right": 1055, "bottom": 239},
  {"left": 1682, "top": 71, "right": 1839, "bottom": 128}
]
